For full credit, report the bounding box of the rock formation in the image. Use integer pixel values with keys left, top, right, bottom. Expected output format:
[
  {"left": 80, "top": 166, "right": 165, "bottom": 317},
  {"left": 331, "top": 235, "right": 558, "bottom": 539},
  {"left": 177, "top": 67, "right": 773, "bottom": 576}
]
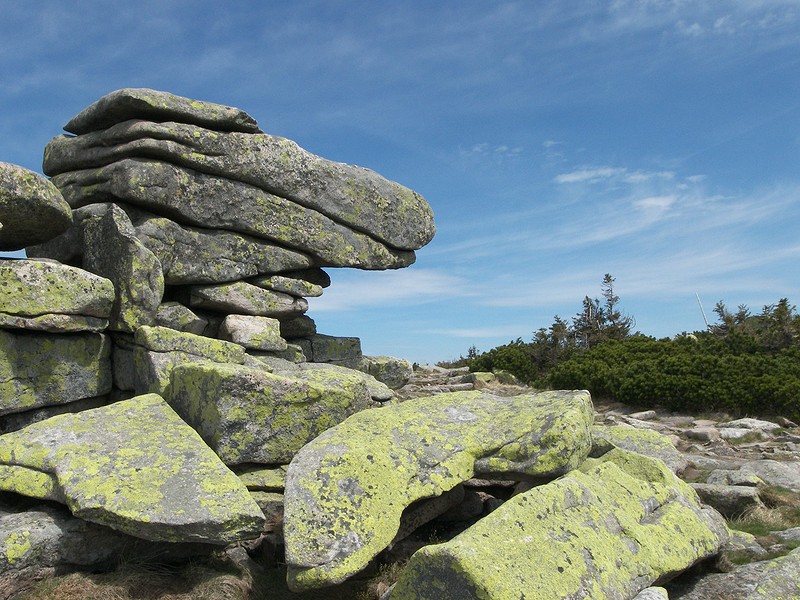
[{"left": 0, "top": 89, "right": 794, "bottom": 599}]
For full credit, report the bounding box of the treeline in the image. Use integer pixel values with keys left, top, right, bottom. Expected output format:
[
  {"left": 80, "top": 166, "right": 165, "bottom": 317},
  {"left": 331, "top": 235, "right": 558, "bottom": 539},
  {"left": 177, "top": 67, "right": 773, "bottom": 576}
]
[{"left": 459, "top": 275, "right": 800, "bottom": 420}]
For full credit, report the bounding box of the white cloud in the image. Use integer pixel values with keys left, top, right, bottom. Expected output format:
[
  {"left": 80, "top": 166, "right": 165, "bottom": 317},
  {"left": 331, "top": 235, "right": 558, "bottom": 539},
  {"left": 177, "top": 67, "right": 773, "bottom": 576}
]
[
  {"left": 309, "top": 269, "right": 473, "bottom": 313},
  {"left": 554, "top": 167, "right": 627, "bottom": 184}
]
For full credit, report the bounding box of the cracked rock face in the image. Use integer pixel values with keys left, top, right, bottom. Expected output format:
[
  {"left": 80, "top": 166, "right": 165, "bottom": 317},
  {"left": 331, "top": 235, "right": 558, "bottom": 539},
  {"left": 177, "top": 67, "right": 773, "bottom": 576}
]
[
  {"left": 283, "top": 389, "right": 593, "bottom": 590},
  {"left": 388, "top": 449, "right": 729, "bottom": 600}
]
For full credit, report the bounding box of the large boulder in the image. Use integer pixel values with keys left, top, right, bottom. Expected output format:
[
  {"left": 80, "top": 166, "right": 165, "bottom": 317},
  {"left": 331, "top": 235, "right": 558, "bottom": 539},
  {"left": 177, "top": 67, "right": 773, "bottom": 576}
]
[
  {"left": 189, "top": 281, "right": 307, "bottom": 318},
  {"left": 0, "top": 330, "right": 111, "bottom": 416},
  {"left": 43, "top": 118, "right": 435, "bottom": 251},
  {"left": 283, "top": 389, "right": 593, "bottom": 590},
  {"left": 672, "top": 546, "right": 800, "bottom": 599},
  {"left": 388, "top": 449, "right": 729, "bottom": 600},
  {"left": 63, "top": 87, "right": 262, "bottom": 135},
  {"left": 0, "top": 394, "right": 265, "bottom": 544},
  {"left": 0, "top": 259, "right": 113, "bottom": 324},
  {"left": 165, "top": 361, "right": 374, "bottom": 465},
  {"left": 82, "top": 204, "right": 163, "bottom": 332},
  {"left": 592, "top": 425, "right": 688, "bottom": 474},
  {"left": 0, "top": 162, "right": 72, "bottom": 250}
]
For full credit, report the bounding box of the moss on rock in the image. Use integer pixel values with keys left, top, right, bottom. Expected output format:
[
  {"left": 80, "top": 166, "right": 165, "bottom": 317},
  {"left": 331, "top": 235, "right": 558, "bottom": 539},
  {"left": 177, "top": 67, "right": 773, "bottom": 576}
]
[
  {"left": 389, "top": 449, "right": 728, "bottom": 600},
  {"left": 284, "top": 389, "right": 593, "bottom": 590},
  {"left": 0, "top": 394, "right": 265, "bottom": 544}
]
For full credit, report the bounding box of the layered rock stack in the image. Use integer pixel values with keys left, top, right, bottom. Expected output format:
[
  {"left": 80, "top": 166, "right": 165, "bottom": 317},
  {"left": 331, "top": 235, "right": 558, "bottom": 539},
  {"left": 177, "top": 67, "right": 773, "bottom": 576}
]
[{"left": 0, "top": 89, "right": 783, "bottom": 599}]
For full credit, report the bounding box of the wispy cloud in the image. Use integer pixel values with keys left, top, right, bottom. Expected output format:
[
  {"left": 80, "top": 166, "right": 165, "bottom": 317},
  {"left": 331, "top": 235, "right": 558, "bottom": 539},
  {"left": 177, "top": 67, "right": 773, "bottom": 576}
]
[{"left": 309, "top": 268, "right": 473, "bottom": 313}]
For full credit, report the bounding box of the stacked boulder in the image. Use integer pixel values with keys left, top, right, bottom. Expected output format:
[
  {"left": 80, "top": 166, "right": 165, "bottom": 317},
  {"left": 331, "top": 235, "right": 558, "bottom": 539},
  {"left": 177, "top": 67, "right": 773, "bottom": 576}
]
[{"left": 0, "top": 90, "right": 748, "bottom": 599}]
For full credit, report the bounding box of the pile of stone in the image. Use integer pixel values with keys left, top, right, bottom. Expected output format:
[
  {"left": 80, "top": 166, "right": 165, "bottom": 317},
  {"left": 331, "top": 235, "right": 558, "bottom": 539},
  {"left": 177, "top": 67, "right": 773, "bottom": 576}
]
[{"left": 0, "top": 89, "right": 796, "bottom": 599}]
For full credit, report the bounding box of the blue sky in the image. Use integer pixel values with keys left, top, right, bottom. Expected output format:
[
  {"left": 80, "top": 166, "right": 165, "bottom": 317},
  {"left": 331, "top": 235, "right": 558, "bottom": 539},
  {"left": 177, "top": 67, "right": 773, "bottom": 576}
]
[{"left": 2, "top": 1, "right": 799, "bottom": 363}]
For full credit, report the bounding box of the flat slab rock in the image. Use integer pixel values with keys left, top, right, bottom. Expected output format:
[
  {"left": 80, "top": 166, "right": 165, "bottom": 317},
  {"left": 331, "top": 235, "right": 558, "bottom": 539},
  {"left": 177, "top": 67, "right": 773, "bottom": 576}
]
[
  {"left": 63, "top": 87, "right": 262, "bottom": 135},
  {"left": 0, "top": 259, "right": 113, "bottom": 320},
  {"left": 43, "top": 118, "right": 435, "bottom": 251},
  {"left": 166, "top": 361, "right": 375, "bottom": 465},
  {"left": 389, "top": 449, "right": 728, "bottom": 600},
  {"left": 0, "top": 394, "right": 265, "bottom": 544},
  {"left": 0, "top": 162, "right": 72, "bottom": 250},
  {"left": 284, "top": 389, "right": 593, "bottom": 590}
]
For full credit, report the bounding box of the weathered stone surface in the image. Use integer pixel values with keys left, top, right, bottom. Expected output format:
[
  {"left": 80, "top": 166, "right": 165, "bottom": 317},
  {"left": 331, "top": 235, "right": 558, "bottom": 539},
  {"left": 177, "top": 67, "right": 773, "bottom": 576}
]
[
  {"left": 44, "top": 120, "right": 435, "bottom": 251},
  {"left": 592, "top": 425, "right": 689, "bottom": 474},
  {"left": 165, "top": 362, "right": 372, "bottom": 465},
  {"left": 155, "top": 301, "right": 208, "bottom": 335},
  {"left": 249, "top": 274, "right": 323, "bottom": 298},
  {"left": 672, "top": 546, "right": 800, "bottom": 599},
  {"left": 133, "top": 326, "right": 247, "bottom": 395},
  {"left": 0, "top": 162, "right": 72, "bottom": 250},
  {"left": 25, "top": 202, "right": 108, "bottom": 266},
  {"left": 705, "top": 469, "right": 763, "bottom": 487},
  {"left": 0, "top": 394, "right": 265, "bottom": 543},
  {"left": 135, "top": 325, "right": 245, "bottom": 362},
  {"left": 190, "top": 281, "right": 307, "bottom": 317},
  {"left": 634, "top": 588, "right": 669, "bottom": 600},
  {"left": 0, "top": 330, "right": 111, "bottom": 416},
  {"left": 235, "top": 465, "right": 287, "bottom": 491},
  {"left": 284, "top": 267, "right": 331, "bottom": 288},
  {"left": 0, "top": 503, "right": 210, "bottom": 580},
  {"left": 0, "top": 312, "right": 108, "bottom": 333},
  {"left": 131, "top": 211, "right": 315, "bottom": 284},
  {"left": 52, "top": 159, "right": 415, "bottom": 270},
  {"left": 284, "top": 390, "right": 593, "bottom": 590},
  {"left": 294, "top": 362, "right": 393, "bottom": 402},
  {"left": 218, "top": 314, "right": 287, "bottom": 351},
  {"left": 279, "top": 315, "right": 317, "bottom": 338},
  {"left": 0, "top": 259, "right": 113, "bottom": 321},
  {"left": 308, "top": 333, "right": 362, "bottom": 363},
  {"left": 740, "top": 459, "right": 800, "bottom": 492},
  {"left": 83, "top": 204, "right": 163, "bottom": 332},
  {"left": 690, "top": 483, "right": 764, "bottom": 518},
  {"left": 718, "top": 417, "right": 782, "bottom": 433},
  {"left": 0, "top": 396, "right": 109, "bottom": 435},
  {"left": 388, "top": 449, "right": 728, "bottom": 600},
  {"left": 359, "top": 355, "right": 413, "bottom": 390},
  {"left": 64, "top": 88, "right": 261, "bottom": 135}
]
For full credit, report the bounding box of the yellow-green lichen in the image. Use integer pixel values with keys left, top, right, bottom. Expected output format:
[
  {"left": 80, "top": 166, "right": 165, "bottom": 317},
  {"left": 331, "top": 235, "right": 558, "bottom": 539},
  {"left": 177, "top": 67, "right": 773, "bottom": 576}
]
[{"left": 284, "top": 390, "right": 593, "bottom": 591}]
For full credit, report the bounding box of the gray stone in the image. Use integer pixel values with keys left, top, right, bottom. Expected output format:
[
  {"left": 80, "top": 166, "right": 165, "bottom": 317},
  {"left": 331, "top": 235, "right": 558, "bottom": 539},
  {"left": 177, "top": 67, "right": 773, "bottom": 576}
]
[
  {"left": 773, "top": 527, "right": 800, "bottom": 543},
  {"left": 283, "top": 267, "right": 331, "bottom": 288},
  {"left": 719, "top": 427, "right": 755, "bottom": 441},
  {"left": 284, "top": 390, "right": 594, "bottom": 590},
  {"left": 279, "top": 315, "right": 317, "bottom": 338},
  {"left": 633, "top": 588, "right": 669, "bottom": 600},
  {"left": 83, "top": 204, "right": 163, "bottom": 332},
  {"left": 0, "top": 259, "right": 114, "bottom": 320},
  {"left": 719, "top": 417, "right": 782, "bottom": 433},
  {"left": 249, "top": 274, "right": 323, "bottom": 297},
  {"left": 189, "top": 281, "right": 307, "bottom": 317},
  {"left": 25, "top": 202, "right": 109, "bottom": 265},
  {"left": 388, "top": 450, "right": 728, "bottom": 600},
  {"left": 672, "top": 546, "right": 800, "bottom": 599},
  {"left": 591, "top": 425, "right": 689, "bottom": 474},
  {"left": 0, "top": 395, "right": 109, "bottom": 434},
  {"left": 294, "top": 362, "right": 394, "bottom": 402},
  {"left": 685, "top": 426, "right": 721, "bottom": 442},
  {"left": 133, "top": 326, "right": 247, "bottom": 395},
  {"left": 0, "top": 162, "right": 72, "bottom": 250},
  {"left": 132, "top": 211, "right": 315, "bottom": 284},
  {"left": 165, "top": 362, "right": 373, "bottom": 465},
  {"left": 235, "top": 465, "right": 287, "bottom": 491},
  {"left": 705, "top": 469, "right": 763, "bottom": 487},
  {"left": 628, "top": 410, "right": 657, "bottom": 421},
  {"left": 218, "top": 314, "right": 287, "bottom": 351},
  {"left": 63, "top": 87, "right": 261, "bottom": 135},
  {"left": 359, "top": 355, "right": 413, "bottom": 390},
  {"left": 740, "top": 459, "right": 800, "bottom": 492},
  {"left": 154, "top": 301, "right": 208, "bottom": 335},
  {"left": 690, "top": 483, "right": 764, "bottom": 518},
  {"left": 308, "top": 333, "right": 362, "bottom": 363},
  {"left": 0, "top": 503, "right": 210, "bottom": 581},
  {"left": 0, "top": 312, "right": 108, "bottom": 333},
  {"left": 52, "top": 159, "right": 415, "bottom": 270},
  {"left": 0, "top": 329, "right": 111, "bottom": 416},
  {"left": 0, "top": 394, "right": 265, "bottom": 544},
  {"left": 44, "top": 119, "right": 435, "bottom": 251}
]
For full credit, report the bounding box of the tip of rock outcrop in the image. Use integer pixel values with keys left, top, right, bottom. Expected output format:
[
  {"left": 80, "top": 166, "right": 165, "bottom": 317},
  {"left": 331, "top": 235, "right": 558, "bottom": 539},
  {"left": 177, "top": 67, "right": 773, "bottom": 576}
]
[
  {"left": 0, "top": 162, "right": 72, "bottom": 250},
  {"left": 64, "top": 88, "right": 262, "bottom": 135}
]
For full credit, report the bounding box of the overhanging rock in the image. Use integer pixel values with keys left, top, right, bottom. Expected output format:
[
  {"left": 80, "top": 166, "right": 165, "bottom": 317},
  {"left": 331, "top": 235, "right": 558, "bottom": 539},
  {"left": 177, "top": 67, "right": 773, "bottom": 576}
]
[{"left": 283, "top": 389, "right": 593, "bottom": 590}]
